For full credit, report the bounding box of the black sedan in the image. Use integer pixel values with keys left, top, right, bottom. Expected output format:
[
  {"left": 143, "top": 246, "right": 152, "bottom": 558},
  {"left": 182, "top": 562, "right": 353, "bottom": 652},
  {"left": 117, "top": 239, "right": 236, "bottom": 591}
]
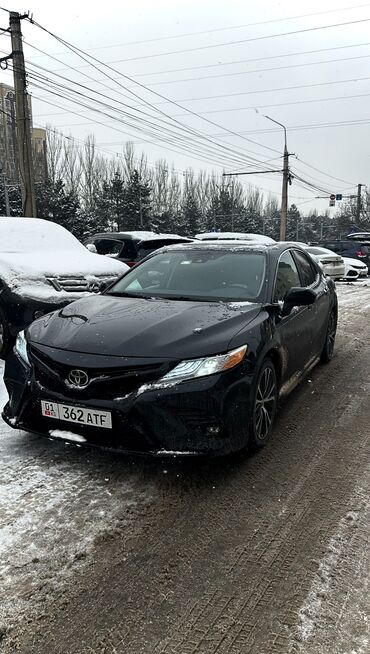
[{"left": 2, "top": 242, "right": 337, "bottom": 456}]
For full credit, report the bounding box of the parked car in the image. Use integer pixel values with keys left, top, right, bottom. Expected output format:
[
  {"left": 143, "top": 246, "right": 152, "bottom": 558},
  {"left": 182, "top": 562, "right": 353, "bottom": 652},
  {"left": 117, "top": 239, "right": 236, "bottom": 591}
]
[
  {"left": 0, "top": 217, "right": 127, "bottom": 358},
  {"left": 346, "top": 231, "right": 370, "bottom": 241},
  {"left": 341, "top": 257, "right": 368, "bottom": 280},
  {"left": 321, "top": 240, "right": 370, "bottom": 268},
  {"left": 85, "top": 231, "right": 192, "bottom": 267},
  {"left": 304, "top": 246, "right": 346, "bottom": 280},
  {"left": 195, "top": 232, "right": 276, "bottom": 245},
  {"left": 3, "top": 241, "right": 337, "bottom": 456}
]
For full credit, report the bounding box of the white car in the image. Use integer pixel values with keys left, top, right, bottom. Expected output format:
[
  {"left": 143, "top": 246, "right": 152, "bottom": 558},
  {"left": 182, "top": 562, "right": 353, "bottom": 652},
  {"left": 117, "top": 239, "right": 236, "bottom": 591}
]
[
  {"left": 0, "top": 217, "right": 128, "bottom": 357},
  {"left": 303, "top": 246, "right": 346, "bottom": 280},
  {"left": 342, "top": 256, "right": 368, "bottom": 279},
  {"left": 195, "top": 232, "right": 276, "bottom": 245}
]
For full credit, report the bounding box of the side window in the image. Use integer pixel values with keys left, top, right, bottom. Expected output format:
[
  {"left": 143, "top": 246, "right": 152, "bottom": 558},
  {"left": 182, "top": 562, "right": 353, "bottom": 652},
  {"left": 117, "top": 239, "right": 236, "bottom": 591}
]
[
  {"left": 326, "top": 243, "right": 341, "bottom": 253},
  {"left": 95, "top": 239, "right": 122, "bottom": 257},
  {"left": 119, "top": 239, "right": 137, "bottom": 260},
  {"left": 293, "top": 250, "right": 317, "bottom": 287},
  {"left": 274, "top": 251, "right": 301, "bottom": 302}
]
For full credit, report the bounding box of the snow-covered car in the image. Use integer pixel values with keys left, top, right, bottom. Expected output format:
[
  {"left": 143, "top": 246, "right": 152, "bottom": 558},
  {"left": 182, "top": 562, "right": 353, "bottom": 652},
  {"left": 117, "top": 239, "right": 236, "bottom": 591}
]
[
  {"left": 0, "top": 217, "right": 128, "bottom": 358},
  {"left": 195, "top": 232, "right": 276, "bottom": 245},
  {"left": 341, "top": 257, "right": 368, "bottom": 279},
  {"left": 303, "top": 247, "right": 346, "bottom": 280}
]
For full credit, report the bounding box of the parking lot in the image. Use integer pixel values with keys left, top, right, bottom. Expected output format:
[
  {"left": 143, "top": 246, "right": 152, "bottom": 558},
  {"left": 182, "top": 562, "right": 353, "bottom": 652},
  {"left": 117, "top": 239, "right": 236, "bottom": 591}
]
[{"left": 0, "top": 282, "right": 369, "bottom": 654}]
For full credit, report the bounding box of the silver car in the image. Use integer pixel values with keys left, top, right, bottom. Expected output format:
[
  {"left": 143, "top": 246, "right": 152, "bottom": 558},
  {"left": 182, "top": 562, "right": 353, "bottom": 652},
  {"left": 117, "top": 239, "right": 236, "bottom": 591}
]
[{"left": 304, "top": 247, "right": 346, "bottom": 280}]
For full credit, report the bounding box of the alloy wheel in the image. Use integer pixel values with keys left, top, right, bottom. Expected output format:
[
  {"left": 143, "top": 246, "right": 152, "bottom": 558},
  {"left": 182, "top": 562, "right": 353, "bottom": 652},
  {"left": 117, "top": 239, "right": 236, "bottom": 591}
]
[
  {"left": 326, "top": 312, "right": 336, "bottom": 359},
  {"left": 254, "top": 364, "right": 277, "bottom": 442}
]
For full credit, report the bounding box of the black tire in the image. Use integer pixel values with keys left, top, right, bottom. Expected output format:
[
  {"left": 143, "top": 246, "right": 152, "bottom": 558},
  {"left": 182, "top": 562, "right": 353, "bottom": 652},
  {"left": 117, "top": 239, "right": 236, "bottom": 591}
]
[
  {"left": 320, "top": 310, "right": 337, "bottom": 363},
  {"left": 0, "top": 307, "right": 10, "bottom": 360},
  {"left": 249, "top": 359, "right": 278, "bottom": 451}
]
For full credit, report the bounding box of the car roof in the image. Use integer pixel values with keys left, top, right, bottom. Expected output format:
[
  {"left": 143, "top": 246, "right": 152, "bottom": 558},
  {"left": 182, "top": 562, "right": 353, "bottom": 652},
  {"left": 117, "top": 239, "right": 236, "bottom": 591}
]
[
  {"left": 195, "top": 231, "right": 276, "bottom": 245},
  {"left": 154, "top": 240, "right": 296, "bottom": 254},
  {"left": 90, "top": 231, "right": 191, "bottom": 242}
]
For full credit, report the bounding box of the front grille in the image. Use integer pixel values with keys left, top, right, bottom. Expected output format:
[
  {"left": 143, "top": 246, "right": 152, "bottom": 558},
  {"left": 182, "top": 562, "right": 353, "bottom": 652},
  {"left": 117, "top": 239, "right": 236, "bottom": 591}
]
[
  {"left": 29, "top": 346, "right": 171, "bottom": 400},
  {"left": 47, "top": 276, "right": 116, "bottom": 293}
]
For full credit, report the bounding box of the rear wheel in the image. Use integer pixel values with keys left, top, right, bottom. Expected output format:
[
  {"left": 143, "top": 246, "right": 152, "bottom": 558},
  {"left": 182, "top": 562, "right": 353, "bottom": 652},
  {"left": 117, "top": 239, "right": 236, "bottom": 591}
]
[
  {"left": 249, "top": 359, "right": 278, "bottom": 451},
  {"left": 320, "top": 310, "right": 337, "bottom": 363},
  {"left": 0, "top": 307, "right": 10, "bottom": 359}
]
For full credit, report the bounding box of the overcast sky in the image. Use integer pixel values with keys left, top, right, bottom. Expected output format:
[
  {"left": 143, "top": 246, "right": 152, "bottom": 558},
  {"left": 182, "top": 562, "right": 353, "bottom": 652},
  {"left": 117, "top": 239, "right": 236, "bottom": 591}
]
[{"left": 0, "top": 0, "right": 369, "bottom": 213}]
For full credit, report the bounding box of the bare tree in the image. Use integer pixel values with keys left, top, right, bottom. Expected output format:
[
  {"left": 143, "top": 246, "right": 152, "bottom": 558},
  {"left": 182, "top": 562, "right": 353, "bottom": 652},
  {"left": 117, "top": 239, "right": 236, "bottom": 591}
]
[
  {"left": 79, "top": 134, "right": 107, "bottom": 211},
  {"left": 46, "top": 125, "right": 64, "bottom": 185},
  {"left": 63, "top": 136, "right": 82, "bottom": 196}
]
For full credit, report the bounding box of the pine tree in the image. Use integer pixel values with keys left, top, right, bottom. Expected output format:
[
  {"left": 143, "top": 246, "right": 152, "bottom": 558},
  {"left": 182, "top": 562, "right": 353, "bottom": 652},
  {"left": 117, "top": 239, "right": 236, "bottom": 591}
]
[
  {"left": 36, "top": 178, "right": 82, "bottom": 239},
  {"left": 121, "top": 170, "right": 152, "bottom": 230}
]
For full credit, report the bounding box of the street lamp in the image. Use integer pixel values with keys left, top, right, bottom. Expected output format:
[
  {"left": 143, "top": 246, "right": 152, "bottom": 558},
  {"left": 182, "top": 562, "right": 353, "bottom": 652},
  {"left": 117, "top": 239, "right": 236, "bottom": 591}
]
[{"left": 263, "top": 115, "right": 289, "bottom": 241}]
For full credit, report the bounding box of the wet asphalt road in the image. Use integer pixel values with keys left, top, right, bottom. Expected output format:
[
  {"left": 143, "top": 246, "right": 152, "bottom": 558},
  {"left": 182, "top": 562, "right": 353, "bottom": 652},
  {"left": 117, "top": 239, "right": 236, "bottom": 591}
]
[{"left": 0, "top": 283, "right": 369, "bottom": 654}]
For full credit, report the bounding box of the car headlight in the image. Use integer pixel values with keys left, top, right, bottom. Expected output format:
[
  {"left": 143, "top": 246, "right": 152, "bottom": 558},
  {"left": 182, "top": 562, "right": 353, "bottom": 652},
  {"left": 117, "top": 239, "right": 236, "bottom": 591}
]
[
  {"left": 15, "top": 331, "right": 30, "bottom": 366},
  {"left": 160, "top": 345, "right": 247, "bottom": 384}
]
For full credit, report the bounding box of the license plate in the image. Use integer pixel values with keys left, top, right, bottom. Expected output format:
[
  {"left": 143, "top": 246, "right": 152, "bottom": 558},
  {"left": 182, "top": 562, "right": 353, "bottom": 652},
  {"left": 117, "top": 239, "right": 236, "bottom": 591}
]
[{"left": 41, "top": 400, "right": 112, "bottom": 429}]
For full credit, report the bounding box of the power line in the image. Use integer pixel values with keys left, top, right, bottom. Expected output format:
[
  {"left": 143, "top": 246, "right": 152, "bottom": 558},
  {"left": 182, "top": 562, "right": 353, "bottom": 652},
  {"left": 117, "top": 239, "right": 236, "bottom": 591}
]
[
  {"left": 19, "top": 61, "right": 266, "bottom": 170},
  {"left": 128, "top": 53, "right": 370, "bottom": 88},
  {"left": 149, "top": 74, "right": 370, "bottom": 105},
  {"left": 25, "top": 20, "right": 282, "bottom": 160},
  {"left": 45, "top": 17, "right": 370, "bottom": 70},
  {"left": 118, "top": 41, "right": 370, "bottom": 79},
  {"left": 1, "top": 40, "right": 279, "bottom": 172},
  {"left": 295, "top": 159, "right": 356, "bottom": 186},
  {"left": 23, "top": 3, "right": 370, "bottom": 59},
  {"left": 31, "top": 90, "right": 370, "bottom": 123},
  {"left": 8, "top": 49, "right": 278, "bottom": 174}
]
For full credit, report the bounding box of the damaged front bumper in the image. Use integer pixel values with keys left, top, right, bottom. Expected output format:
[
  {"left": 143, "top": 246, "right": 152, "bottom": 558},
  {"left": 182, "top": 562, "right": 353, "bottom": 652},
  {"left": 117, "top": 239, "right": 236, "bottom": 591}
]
[{"left": 2, "top": 349, "right": 254, "bottom": 456}]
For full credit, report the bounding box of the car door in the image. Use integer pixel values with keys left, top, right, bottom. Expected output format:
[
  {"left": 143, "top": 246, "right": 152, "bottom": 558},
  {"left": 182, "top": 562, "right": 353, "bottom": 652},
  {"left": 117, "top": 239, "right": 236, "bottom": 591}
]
[
  {"left": 292, "top": 249, "right": 330, "bottom": 360},
  {"left": 272, "top": 250, "right": 313, "bottom": 381}
]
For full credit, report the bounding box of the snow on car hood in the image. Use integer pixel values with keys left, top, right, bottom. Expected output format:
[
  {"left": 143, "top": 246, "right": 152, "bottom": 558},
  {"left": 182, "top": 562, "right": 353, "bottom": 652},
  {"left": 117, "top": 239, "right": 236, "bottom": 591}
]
[{"left": 0, "top": 250, "right": 128, "bottom": 303}]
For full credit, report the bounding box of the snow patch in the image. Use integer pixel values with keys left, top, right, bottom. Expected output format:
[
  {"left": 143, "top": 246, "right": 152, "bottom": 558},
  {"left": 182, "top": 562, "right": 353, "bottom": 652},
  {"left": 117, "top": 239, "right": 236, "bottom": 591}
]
[
  {"left": 49, "top": 429, "right": 86, "bottom": 443},
  {"left": 297, "top": 510, "right": 360, "bottom": 642}
]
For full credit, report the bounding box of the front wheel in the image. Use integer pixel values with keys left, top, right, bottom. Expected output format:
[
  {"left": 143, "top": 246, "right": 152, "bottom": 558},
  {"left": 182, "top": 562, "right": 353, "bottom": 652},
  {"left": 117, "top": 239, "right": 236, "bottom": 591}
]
[
  {"left": 320, "top": 310, "right": 337, "bottom": 363},
  {"left": 249, "top": 359, "right": 278, "bottom": 451}
]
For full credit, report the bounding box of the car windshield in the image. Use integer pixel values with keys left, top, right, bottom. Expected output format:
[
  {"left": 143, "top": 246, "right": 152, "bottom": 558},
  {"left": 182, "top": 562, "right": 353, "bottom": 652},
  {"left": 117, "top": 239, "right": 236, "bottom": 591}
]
[
  {"left": 306, "top": 247, "right": 337, "bottom": 256},
  {"left": 107, "top": 249, "right": 266, "bottom": 302}
]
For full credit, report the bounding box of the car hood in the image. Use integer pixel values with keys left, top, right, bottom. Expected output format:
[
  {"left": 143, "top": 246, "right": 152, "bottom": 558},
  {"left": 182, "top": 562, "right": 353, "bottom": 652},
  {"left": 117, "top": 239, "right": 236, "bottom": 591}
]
[
  {"left": 0, "top": 250, "right": 126, "bottom": 278},
  {"left": 28, "top": 295, "right": 261, "bottom": 359},
  {"left": 342, "top": 257, "right": 366, "bottom": 267}
]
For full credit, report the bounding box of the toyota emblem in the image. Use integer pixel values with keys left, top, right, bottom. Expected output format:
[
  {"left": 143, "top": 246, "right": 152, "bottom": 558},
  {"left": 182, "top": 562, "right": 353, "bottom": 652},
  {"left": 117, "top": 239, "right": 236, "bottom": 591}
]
[{"left": 67, "top": 369, "right": 89, "bottom": 388}]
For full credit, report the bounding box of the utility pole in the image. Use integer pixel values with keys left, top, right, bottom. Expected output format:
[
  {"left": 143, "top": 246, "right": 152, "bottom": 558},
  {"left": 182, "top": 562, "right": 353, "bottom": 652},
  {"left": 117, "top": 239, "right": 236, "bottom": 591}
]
[
  {"left": 281, "top": 142, "right": 289, "bottom": 241},
  {"left": 9, "top": 11, "right": 36, "bottom": 217},
  {"left": 356, "top": 183, "right": 364, "bottom": 223}
]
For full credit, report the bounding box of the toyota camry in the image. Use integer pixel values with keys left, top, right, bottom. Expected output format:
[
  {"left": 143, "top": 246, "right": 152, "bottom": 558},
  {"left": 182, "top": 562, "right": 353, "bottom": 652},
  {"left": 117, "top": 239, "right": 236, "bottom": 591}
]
[{"left": 2, "top": 241, "right": 337, "bottom": 456}]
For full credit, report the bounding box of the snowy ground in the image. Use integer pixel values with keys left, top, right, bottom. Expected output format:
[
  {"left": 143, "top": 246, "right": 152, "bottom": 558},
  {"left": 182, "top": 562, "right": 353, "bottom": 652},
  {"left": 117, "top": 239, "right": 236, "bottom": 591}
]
[
  {"left": 0, "top": 280, "right": 369, "bottom": 653},
  {"left": 0, "top": 367, "right": 156, "bottom": 637}
]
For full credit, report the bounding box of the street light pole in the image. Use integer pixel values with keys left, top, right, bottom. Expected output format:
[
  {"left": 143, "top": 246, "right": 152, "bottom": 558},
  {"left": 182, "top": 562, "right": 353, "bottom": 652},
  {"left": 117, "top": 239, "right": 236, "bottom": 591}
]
[{"left": 263, "top": 115, "right": 289, "bottom": 241}]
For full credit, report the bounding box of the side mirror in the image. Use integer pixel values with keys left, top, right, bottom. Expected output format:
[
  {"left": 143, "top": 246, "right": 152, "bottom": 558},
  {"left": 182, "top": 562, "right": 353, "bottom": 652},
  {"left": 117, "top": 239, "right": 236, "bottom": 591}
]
[{"left": 282, "top": 287, "right": 316, "bottom": 316}]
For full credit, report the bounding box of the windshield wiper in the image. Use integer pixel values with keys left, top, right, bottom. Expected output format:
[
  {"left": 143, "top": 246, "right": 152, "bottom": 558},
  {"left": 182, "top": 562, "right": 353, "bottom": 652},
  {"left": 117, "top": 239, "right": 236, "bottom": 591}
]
[{"left": 105, "top": 291, "right": 153, "bottom": 299}]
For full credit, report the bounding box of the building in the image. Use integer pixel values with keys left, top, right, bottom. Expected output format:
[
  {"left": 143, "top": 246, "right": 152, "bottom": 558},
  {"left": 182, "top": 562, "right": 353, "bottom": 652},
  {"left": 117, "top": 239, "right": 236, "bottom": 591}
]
[{"left": 0, "top": 82, "right": 47, "bottom": 184}]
